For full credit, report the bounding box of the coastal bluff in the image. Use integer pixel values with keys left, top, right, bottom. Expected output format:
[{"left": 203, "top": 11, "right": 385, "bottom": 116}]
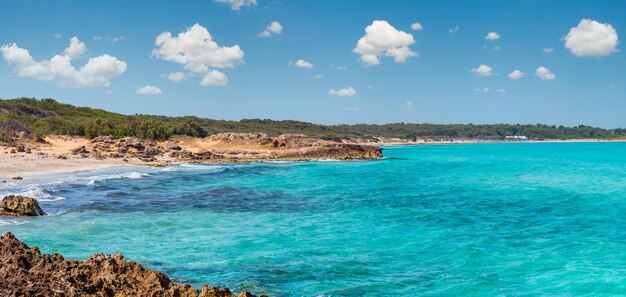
[{"left": 0, "top": 232, "right": 264, "bottom": 297}]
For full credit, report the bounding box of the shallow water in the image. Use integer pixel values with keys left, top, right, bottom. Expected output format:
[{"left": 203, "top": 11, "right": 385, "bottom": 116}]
[{"left": 3, "top": 143, "right": 626, "bottom": 296}]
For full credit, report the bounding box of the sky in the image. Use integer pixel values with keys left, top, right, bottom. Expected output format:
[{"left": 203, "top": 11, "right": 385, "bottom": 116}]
[{"left": 0, "top": 0, "right": 624, "bottom": 128}]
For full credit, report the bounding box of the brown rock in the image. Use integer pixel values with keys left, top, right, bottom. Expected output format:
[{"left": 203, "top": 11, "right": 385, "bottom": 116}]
[
  {"left": 12, "top": 176, "right": 23, "bottom": 180},
  {"left": 70, "top": 145, "right": 89, "bottom": 155},
  {"left": 0, "top": 232, "right": 263, "bottom": 297},
  {"left": 0, "top": 195, "right": 45, "bottom": 216}
]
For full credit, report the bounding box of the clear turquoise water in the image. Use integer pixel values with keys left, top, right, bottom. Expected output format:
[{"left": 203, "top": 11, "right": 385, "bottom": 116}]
[{"left": 3, "top": 143, "right": 626, "bottom": 296}]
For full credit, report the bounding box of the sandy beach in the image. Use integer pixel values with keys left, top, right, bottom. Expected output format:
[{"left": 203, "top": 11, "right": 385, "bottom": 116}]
[
  {"left": 0, "top": 136, "right": 127, "bottom": 179},
  {"left": 0, "top": 153, "right": 126, "bottom": 179}
]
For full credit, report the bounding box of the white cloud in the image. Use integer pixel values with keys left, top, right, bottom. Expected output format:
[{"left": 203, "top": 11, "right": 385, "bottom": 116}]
[
  {"left": 495, "top": 88, "right": 506, "bottom": 93},
  {"left": 329, "top": 86, "right": 357, "bottom": 97},
  {"left": 564, "top": 19, "right": 619, "bottom": 57},
  {"left": 535, "top": 66, "right": 555, "bottom": 80},
  {"left": 167, "top": 72, "right": 188, "bottom": 82},
  {"left": 353, "top": 20, "right": 417, "bottom": 66},
  {"left": 0, "top": 37, "right": 126, "bottom": 88},
  {"left": 63, "top": 37, "right": 87, "bottom": 58},
  {"left": 136, "top": 85, "right": 162, "bottom": 95},
  {"left": 474, "top": 87, "right": 490, "bottom": 93},
  {"left": 54, "top": 33, "right": 62, "bottom": 39},
  {"left": 259, "top": 21, "right": 282, "bottom": 38},
  {"left": 543, "top": 47, "right": 554, "bottom": 53},
  {"left": 330, "top": 64, "right": 347, "bottom": 70},
  {"left": 200, "top": 69, "right": 228, "bottom": 87},
  {"left": 346, "top": 107, "right": 360, "bottom": 112},
  {"left": 214, "top": 0, "right": 256, "bottom": 10},
  {"left": 449, "top": 25, "right": 460, "bottom": 34},
  {"left": 292, "top": 59, "right": 313, "bottom": 69},
  {"left": 485, "top": 32, "right": 500, "bottom": 41},
  {"left": 152, "top": 23, "right": 244, "bottom": 87},
  {"left": 411, "top": 22, "right": 423, "bottom": 31},
  {"left": 313, "top": 74, "right": 323, "bottom": 79},
  {"left": 405, "top": 100, "right": 414, "bottom": 109},
  {"left": 93, "top": 34, "right": 124, "bottom": 43},
  {"left": 508, "top": 70, "right": 524, "bottom": 80},
  {"left": 471, "top": 64, "right": 493, "bottom": 76}
]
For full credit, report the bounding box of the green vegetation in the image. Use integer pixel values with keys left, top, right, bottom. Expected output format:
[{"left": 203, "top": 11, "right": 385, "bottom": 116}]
[{"left": 1, "top": 97, "right": 624, "bottom": 143}]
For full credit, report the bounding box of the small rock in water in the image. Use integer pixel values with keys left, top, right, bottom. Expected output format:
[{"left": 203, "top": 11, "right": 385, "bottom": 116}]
[{"left": 0, "top": 195, "right": 46, "bottom": 217}]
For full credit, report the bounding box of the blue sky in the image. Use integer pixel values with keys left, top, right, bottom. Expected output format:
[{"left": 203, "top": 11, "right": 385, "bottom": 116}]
[{"left": 0, "top": 0, "right": 624, "bottom": 127}]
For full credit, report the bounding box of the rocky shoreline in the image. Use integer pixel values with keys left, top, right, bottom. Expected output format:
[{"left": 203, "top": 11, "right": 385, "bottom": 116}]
[
  {"left": 3, "top": 132, "right": 383, "bottom": 167},
  {"left": 0, "top": 232, "right": 264, "bottom": 297}
]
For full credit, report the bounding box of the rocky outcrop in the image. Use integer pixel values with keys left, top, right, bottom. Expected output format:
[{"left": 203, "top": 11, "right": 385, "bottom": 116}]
[
  {"left": 84, "top": 136, "right": 164, "bottom": 162},
  {"left": 68, "top": 133, "right": 382, "bottom": 164},
  {"left": 207, "top": 133, "right": 272, "bottom": 145},
  {"left": 0, "top": 195, "right": 45, "bottom": 216},
  {"left": 0, "top": 232, "right": 264, "bottom": 297}
]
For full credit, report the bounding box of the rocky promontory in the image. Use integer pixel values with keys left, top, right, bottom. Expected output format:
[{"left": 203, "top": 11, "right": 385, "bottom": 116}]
[{"left": 0, "top": 232, "right": 263, "bottom": 297}]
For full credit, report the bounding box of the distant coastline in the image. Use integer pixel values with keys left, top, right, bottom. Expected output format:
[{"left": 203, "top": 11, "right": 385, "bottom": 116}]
[{"left": 359, "top": 137, "right": 626, "bottom": 147}]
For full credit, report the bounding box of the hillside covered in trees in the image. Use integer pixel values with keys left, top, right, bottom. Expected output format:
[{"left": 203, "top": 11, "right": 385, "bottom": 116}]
[{"left": 1, "top": 97, "right": 624, "bottom": 143}]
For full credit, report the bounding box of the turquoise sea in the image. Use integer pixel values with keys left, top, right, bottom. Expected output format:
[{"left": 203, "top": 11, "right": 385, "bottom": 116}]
[{"left": 3, "top": 143, "right": 626, "bottom": 296}]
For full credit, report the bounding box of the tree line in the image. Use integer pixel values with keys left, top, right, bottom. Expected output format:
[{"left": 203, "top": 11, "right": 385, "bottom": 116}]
[{"left": 1, "top": 97, "right": 624, "bottom": 142}]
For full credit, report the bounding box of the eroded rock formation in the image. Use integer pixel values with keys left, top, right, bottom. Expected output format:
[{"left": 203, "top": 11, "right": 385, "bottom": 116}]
[
  {"left": 70, "top": 133, "right": 382, "bottom": 164},
  {"left": 0, "top": 195, "right": 45, "bottom": 216},
  {"left": 0, "top": 232, "right": 263, "bottom": 297}
]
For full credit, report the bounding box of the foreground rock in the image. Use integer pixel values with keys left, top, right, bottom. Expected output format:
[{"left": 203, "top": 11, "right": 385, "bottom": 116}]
[
  {"left": 0, "top": 195, "right": 45, "bottom": 216},
  {"left": 0, "top": 232, "right": 263, "bottom": 297}
]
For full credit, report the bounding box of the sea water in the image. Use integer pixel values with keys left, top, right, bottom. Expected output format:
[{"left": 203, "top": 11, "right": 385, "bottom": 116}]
[{"left": 2, "top": 143, "right": 626, "bottom": 296}]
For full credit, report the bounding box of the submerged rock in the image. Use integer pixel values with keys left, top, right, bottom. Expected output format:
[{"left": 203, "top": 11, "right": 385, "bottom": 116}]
[
  {"left": 0, "top": 232, "right": 265, "bottom": 297},
  {"left": 0, "top": 195, "right": 45, "bottom": 216}
]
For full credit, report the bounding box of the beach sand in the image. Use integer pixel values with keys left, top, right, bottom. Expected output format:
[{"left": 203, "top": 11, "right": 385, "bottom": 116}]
[
  {"left": 0, "top": 136, "right": 127, "bottom": 179},
  {"left": 0, "top": 153, "right": 126, "bottom": 179}
]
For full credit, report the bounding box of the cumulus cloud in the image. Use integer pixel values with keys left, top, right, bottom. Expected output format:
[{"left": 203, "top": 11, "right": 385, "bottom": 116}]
[
  {"left": 353, "top": 20, "right": 417, "bottom": 66},
  {"left": 485, "top": 32, "right": 500, "bottom": 41},
  {"left": 152, "top": 23, "right": 244, "bottom": 87},
  {"left": 471, "top": 64, "right": 493, "bottom": 76},
  {"left": 405, "top": 100, "right": 414, "bottom": 109},
  {"left": 63, "top": 37, "right": 87, "bottom": 58},
  {"left": 292, "top": 59, "right": 313, "bottom": 69},
  {"left": 564, "top": 19, "right": 619, "bottom": 57},
  {"left": 259, "top": 21, "right": 283, "bottom": 37},
  {"left": 200, "top": 70, "right": 228, "bottom": 87},
  {"left": 411, "top": 22, "right": 423, "bottom": 31},
  {"left": 543, "top": 47, "right": 554, "bottom": 53},
  {"left": 167, "top": 72, "right": 188, "bottom": 82},
  {"left": 329, "top": 87, "right": 357, "bottom": 97},
  {"left": 0, "top": 37, "right": 127, "bottom": 88},
  {"left": 449, "top": 25, "right": 460, "bottom": 34},
  {"left": 214, "top": 0, "right": 256, "bottom": 10},
  {"left": 535, "top": 66, "right": 555, "bottom": 80},
  {"left": 508, "top": 70, "right": 524, "bottom": 80},
  {"left": 136, "top": 85, "right": 162, "bottom": 95}
]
